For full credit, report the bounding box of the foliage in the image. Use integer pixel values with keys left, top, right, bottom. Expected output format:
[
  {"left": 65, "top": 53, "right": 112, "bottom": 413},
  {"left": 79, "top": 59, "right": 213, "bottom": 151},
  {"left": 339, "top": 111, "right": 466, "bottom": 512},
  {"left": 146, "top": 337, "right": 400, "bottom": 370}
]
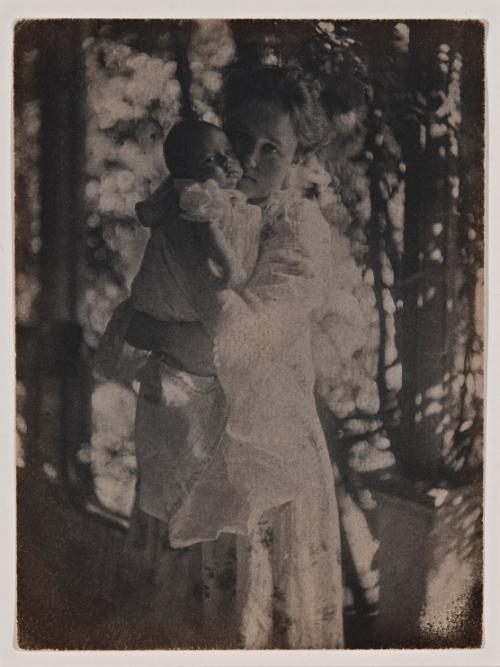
[{"left": 15, "top": 20, "right": 484, "bottom": 517}]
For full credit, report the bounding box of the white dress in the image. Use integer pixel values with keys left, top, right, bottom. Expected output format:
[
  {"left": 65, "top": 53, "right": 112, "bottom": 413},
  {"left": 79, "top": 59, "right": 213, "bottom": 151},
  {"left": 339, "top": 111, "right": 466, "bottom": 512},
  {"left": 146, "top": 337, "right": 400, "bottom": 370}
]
[{"left": 100, "top": 186, "right": 345, "bottom": 648}]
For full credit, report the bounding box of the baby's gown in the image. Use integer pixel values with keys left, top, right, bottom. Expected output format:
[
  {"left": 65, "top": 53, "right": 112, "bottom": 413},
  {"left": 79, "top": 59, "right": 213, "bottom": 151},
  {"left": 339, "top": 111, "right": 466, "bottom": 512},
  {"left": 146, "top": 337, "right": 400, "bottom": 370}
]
[{"left": 96, "top": 183, "right": 346, "bottom": 648}]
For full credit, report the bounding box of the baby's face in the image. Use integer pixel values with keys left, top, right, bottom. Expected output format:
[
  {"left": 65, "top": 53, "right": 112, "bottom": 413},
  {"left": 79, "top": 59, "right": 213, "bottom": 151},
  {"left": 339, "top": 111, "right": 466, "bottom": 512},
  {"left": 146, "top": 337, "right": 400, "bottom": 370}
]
[{"left": 187, "top": 127, "right": 243, "bottom": 189}]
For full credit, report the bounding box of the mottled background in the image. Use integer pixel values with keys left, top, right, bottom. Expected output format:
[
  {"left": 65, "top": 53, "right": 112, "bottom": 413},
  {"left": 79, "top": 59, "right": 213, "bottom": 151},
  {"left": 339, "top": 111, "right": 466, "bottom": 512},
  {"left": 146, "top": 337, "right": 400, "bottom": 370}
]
[{"left": 15, "top": 19, "right": 484, "bottom": 649}]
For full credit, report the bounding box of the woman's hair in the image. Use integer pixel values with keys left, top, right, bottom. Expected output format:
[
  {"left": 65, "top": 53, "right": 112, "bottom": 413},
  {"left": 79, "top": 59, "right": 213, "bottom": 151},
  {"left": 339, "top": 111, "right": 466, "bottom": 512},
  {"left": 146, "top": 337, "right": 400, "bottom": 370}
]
[{"left": 222, "top": 64, "right": 329, "bottom": 157}]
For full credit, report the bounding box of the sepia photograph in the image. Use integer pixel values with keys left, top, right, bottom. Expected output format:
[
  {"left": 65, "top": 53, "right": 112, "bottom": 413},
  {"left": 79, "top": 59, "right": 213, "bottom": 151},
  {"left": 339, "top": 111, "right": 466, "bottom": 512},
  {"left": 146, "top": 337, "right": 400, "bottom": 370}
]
[{"left": 12, "top": 16, "right": 485, "bottom": 653}]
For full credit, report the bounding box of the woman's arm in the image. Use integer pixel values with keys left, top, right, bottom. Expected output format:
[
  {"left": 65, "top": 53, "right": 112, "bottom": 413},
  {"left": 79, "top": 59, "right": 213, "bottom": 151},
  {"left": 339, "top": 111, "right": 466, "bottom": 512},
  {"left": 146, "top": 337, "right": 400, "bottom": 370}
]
[
  {"left": 208, "top": 197, "right": 332, "bottom": 373},
  {"left": 125, "top": 310, "right": 217, "bottom": 375}
]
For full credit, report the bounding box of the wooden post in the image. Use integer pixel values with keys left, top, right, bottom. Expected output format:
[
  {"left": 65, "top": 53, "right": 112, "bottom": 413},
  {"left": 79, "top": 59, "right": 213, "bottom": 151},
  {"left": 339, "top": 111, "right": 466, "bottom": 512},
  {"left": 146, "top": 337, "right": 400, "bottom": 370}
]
[
  {"left": 399, "top": 21, "right": 475, "bottom": 480},
  {"left": 34, "top": 21, "right": 92, "bottom": 498}
]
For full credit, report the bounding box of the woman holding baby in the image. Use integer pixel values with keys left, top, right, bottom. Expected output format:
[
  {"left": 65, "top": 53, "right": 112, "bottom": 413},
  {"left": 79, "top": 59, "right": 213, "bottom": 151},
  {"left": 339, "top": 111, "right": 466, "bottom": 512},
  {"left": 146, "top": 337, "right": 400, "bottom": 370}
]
[{"left": 98, "top": 64, "right": 345, "bottom": 649}]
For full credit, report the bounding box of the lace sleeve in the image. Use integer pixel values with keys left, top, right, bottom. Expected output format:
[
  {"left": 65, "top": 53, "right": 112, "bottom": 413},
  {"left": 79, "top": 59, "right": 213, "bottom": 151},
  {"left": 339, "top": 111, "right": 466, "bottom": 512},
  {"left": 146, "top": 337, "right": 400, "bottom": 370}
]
[{"left": 211, "top": 195, "right": 332, "bottom": 374}]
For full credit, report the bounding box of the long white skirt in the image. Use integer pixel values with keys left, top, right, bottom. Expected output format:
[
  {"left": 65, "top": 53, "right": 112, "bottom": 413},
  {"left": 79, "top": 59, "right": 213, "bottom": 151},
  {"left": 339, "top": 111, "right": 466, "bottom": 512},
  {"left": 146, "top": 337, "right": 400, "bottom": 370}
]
[{"left": 115, "top": 495, "right": 344, "bottom": 649}]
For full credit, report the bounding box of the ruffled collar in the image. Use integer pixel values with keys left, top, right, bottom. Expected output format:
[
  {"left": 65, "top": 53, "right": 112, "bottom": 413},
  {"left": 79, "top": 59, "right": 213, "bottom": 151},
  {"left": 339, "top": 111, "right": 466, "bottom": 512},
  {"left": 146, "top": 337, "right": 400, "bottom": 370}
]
[
  {"left": 258, "top": 186, "right": 305, "bottom": 226},
  {"left": 135, "top": 177, "right": 250, "bottom": 228},
  {"left": 174, "top": 179, "right": 249, "bottom": 206}
]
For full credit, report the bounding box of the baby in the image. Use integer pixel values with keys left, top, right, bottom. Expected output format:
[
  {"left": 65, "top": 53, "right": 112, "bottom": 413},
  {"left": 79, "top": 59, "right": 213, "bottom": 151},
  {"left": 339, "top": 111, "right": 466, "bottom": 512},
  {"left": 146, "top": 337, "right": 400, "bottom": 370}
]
[
  {"left": 94, "top": 119, "right": 262, "bottom": 378},
  {"left": 134, "top": 119, "right": 262, "bottom": 303},
  {"left": 164, "top": 118, "right": 242, "bottom": 189},
  {"left": 129, "top": 118, "right": 262, "bottom": 329}
]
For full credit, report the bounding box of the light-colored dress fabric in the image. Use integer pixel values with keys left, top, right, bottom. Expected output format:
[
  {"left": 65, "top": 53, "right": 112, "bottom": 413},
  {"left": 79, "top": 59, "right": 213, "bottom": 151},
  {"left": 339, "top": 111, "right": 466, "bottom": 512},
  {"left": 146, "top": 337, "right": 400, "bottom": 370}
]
[
  {"left": 168, "top": 191, "right": 338, "bottom": 548},
  {"left": 99, "top": 185, "right": 346, "bottom": 648},
  {"left": 137, "top": 189, "right": 342, "bottom": 647},
  {"left": 176, "top": 178, "right": 262, "bottom": 287}
]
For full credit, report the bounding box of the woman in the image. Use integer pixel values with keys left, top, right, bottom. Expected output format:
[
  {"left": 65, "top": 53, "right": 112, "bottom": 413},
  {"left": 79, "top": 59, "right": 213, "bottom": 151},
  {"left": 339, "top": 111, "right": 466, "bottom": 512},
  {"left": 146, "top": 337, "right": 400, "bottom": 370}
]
[{"left": 114, "top": 64, "right": 344, "bottom": 649}]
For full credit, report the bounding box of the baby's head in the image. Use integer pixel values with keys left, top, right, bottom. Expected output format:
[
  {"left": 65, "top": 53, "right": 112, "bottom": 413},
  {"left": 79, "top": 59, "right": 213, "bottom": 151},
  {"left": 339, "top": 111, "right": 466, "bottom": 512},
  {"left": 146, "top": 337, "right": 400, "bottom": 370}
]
[{"left": 163, "top": 119, "right": 242, "bottom": 189}]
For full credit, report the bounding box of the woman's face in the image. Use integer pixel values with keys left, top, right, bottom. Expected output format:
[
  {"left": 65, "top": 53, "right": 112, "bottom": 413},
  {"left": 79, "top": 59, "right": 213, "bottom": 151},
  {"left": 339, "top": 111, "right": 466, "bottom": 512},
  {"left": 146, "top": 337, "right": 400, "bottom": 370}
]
[{"left": 225, "top": 99, "right": 299, "bottom": 203}]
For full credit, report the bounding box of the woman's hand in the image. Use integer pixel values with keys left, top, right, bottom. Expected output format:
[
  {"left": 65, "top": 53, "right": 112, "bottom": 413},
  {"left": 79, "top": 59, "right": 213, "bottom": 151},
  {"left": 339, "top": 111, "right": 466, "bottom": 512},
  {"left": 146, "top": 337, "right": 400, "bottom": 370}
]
[{"left": 125, "top": 310, "right": 217, "bottom": 376}]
